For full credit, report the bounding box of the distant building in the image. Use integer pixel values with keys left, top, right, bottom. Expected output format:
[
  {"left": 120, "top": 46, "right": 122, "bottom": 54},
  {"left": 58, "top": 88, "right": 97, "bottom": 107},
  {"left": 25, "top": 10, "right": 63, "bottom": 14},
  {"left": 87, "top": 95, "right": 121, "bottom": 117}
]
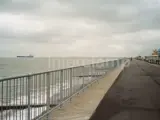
[
  {"left": 158, "top": 48, "right": 160, "bottom": 57},
  {"left": 152, "top": 49, "right": 158, "bottom": 56}
]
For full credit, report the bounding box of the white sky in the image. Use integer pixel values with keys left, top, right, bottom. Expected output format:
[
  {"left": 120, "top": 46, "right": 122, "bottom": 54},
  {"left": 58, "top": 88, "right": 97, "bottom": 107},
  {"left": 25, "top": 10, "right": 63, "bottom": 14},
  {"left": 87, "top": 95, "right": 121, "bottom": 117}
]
[{"left": 0, "top": 0, "right": 160, "bottom": 57}]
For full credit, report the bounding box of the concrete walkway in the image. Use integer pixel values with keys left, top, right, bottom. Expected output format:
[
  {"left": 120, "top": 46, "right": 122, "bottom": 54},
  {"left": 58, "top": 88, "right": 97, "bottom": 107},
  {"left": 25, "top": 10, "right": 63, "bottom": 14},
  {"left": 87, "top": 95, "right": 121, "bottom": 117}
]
[
  {"left": 90, "top": 60, "right": 160, "bottom": 120},
  {"left": 48, "top": 65, "right": 124, "bottom": 120}
]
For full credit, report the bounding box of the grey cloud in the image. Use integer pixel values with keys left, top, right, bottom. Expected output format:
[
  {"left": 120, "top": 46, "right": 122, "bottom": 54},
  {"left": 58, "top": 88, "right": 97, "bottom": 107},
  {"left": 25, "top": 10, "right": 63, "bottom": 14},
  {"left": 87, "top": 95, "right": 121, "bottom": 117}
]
[
  {"left": 2, "top": 0, "right": 160, "bottom": 33},
  {"left": 0, "top": 0, "right": 160, "bottom": 56},
  {"left": 57, "top": 0, "right": 160, "bottom": 32},
  {"left": 0, "top": 28, "right": 74, "bottom": 44},
  {"left": 0, "top": 0, "right": 41, "bottom": 13}
]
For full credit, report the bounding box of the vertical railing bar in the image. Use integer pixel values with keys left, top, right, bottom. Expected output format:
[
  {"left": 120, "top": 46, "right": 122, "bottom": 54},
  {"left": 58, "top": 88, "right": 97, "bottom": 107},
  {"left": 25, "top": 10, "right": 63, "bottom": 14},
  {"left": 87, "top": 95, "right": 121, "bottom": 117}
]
[
  {"left": 75, "top": 68, "right": 77, "bottom": 92},
  {"left": 75, "top": 68, "right": 76, "bottom": 92},
  {"left": 33, "top": 76, "right": 35, "bottom": 118},
  {"left": 41, "top": 74, "right": 44, "bottom": 112},
  {"left": 92, "top": 64, "right": 94, "bottom": 76},
  {"left": 33, "top": 75, "right": 35, "bottom": 117},
  {"left": 83, "top": 66, "right": 85, "bottom": 87},
  {"left": 70, "top": 68, "right": 72, "bottom": 97},
  {"left": 76, "top": 68, "right": 78, "bottom": 92},
  {"left": 19, "top": 78, "right": 23, "bottom": 120},
  {"left": 54, "top": 72, "right": 56, "bottom": 105},
  {"left": 43, "top": 74, "right": 45, "bottom": 112},
  {"left": 66, "top": 69, "right": 68, "bottom": 98},
  {"left": 41, "top": 74, "right": 43, "bottom": 114},
  {"left": 67, "top": 69, "right": 68, "bottom": 99},
  {"left": 26, "top": 77, "right": 28, "bottom": 120},
  {"left": 46, "top": 72, "right": 50, "bottom": 119},
  {"left": 36, "top": 75, "right": 37, "bottom": 116},
  {"left": 9, "top": 80, "right": 11, "bottom": 120},
  {"left": 13, "top": 79, "right": 15, "bottom": 120},
  {"left": 90, "top": 64, "right": 92, "bottom": 81},
  {"left": 52, "top": 72, "right": 54, "bottom": 107},
  {"left": 30, "top": 76, "right": 33, "bottom": 119},
  {"left": 15, "top": 79, "right": 17, "bottom": 120},
  {"left": 39, "top": 74, "right": 41, "bottom": 115},
  {"left": 79, "top": 67, "right": 81, "bottom": 90},
  {"left": 60, "top": 70, "right": 63, "bottom": 104},
  {"left": 1, "top": 81, "right": 3, "bottom": 120},
  {"left": 36, "top": 75, "right": 38, "bottom": 117},
  {"left": 27, "top": 75, "right": 31, "bottom": 120},
  {"left": 88, "top": 66, "right": 89, "bottom": 83},
  {"left": 64, "top": 70, "right": 65, "bottom": 100},
  {"left": 90, "top": 64, "right": 92, "bottom": 82},
  {"left": 80, "top": 67, "right": 82, "bottom": 88},
  {"left": 91, "top": 64, "right": 93, "bottom": 81},
  {"left": 22, "top": 77, "right": 24, "bottom": 120},
  {"left": 54, "top": 71, "right": 55, "bottom": 106},
  {"left": 56, "top": 71, "right": 58, "bottom": 104},
  {"left": 74, "top": 68, "right": 76, "bottom": 93},
  {"left": 58, "top": 71, "right": 60, "bottom": 104},
  {"left": 67, "top": 69, "right": 68, "bottom": 98},
  {"left": 66, "top": 69, "right": 68, "bottom": 99},
  {"left": 6, "top": 80, "right": 8, "bottom": 120},
  {"left": 65, "top": 70, "right": 66, "bottom": 99},
  {"left": 68, "top": 69, "right": 69, "bottom": 98},
  {"left": 72, "top": 68, "right": 74, "bottom": 94},
  {"left": 65, "top": 70, "right": 67, "bottom": 99},
  {"left": 94, "top": 64, "right": 95, "bottom": 77},
  {"left": 44, "top": 73, "right": 46, "bottom": 113},
  {"left": 16, "top": 78, "right": 20, "bottom": 120},
  {"left": 77, "top": 67, "right": 79, "bottom": 91},
  {"left": 66, "top": 70, "right": 67, "bottom": 98}
]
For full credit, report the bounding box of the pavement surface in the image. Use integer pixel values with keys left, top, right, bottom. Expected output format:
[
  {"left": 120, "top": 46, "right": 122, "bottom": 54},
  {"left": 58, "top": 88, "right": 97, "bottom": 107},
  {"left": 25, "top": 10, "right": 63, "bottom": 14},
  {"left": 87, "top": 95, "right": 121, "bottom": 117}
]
[{"left": 90, "top": 60, "right": 160, "bottom": 120}]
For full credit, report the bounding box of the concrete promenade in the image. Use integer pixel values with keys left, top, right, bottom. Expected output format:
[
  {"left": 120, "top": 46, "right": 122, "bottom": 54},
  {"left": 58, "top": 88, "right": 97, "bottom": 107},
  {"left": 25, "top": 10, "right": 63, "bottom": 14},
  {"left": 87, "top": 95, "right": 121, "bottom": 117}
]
[
  {"left": 90, "top": 60, "right": 160, "bottom": 120},
  {"left": 49, "top": 64, "right": 124, "bottom": 120}
]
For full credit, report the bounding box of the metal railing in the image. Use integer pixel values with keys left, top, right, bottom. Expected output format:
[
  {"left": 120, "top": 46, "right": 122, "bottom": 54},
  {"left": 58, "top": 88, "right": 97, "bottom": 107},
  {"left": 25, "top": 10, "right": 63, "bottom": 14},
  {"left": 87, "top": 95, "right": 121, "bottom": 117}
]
[
  {"left": 0, "top": 59, "right": 124, "bottom": 120},
  {"left": 138, "top": 56, "right": 160, "bottom": 64}
]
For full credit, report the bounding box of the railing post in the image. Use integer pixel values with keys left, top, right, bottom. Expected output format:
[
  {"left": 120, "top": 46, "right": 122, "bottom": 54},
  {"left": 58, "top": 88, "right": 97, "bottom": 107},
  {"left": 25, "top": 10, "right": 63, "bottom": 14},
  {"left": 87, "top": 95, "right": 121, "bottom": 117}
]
[
  {"left": 117, "top": 60, "right": 119, "bottom": 67},
  {"left": 94, "top": 64, "right": 97, "bottom": 76},
  {"left": 91, "top": 64, "right": 93, "bottom": 78},
  {"left": 105, "top": 62, "right": 108, "bottom": 73},
  {"left": 82, "top": 66, "right": 85, "bottom": 88},
  {"left": 70, "top": 68, "right": 72, "bottom": 95},
  {"left": 114, "top": 60, "right": 117, "bottom": 68},
  {"left": 103, "top": 62, "right": 106, "bottom": 74},
  {"left": 47, "top": 72, "right": 50, "bottom": 110},
  {"left": 27, "top": 75, "right": 31, "bottom": 120},
  {"left": 60, "top": 70, "right": 63, "bottom": 103}
]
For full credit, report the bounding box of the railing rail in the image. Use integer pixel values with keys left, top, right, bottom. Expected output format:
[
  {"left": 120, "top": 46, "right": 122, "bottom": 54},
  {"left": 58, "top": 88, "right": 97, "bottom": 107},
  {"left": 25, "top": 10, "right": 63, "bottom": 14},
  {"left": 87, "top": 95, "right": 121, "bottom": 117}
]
[{"left": 0, "top": 59, "right": 125, "bottom": 120}]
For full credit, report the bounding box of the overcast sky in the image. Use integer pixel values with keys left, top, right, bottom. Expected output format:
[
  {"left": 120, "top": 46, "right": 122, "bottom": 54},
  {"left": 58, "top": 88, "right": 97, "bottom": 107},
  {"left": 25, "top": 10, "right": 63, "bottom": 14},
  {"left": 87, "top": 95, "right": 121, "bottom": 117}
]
[{"left": 0, "top": 0, "right": 160, "bottom": 57}]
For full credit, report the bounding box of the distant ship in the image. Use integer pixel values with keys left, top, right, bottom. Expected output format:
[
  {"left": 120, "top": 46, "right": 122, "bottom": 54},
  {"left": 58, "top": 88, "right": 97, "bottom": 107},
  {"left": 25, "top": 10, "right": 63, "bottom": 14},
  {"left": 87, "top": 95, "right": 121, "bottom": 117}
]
[{"left": 17, "top": 54, "right": 34, "bottom": 58}]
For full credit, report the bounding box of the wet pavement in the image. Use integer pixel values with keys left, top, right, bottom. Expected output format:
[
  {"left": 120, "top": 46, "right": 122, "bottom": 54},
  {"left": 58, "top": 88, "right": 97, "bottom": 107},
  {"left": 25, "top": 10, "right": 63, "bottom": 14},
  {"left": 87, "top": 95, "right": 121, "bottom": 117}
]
[{"left": 90, "top": 60, "right": 160, "bottom": 120}]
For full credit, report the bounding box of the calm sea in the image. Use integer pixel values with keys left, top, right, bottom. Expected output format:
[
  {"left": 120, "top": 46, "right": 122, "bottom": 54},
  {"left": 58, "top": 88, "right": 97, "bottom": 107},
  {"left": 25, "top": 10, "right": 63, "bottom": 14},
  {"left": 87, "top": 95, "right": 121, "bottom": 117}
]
[
  {"left": 0, "top": 57, "right": 118, "bottom": 79},
  {"left": 0, "top": 57, "right": 119, "bottom": 119}
]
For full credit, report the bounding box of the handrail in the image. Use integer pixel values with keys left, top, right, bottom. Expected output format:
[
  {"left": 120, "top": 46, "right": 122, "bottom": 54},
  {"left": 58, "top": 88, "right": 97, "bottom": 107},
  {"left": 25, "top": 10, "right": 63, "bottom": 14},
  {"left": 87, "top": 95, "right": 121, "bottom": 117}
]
[{"left": 0, "top": 58, "right": 125, "bottom": 120}]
